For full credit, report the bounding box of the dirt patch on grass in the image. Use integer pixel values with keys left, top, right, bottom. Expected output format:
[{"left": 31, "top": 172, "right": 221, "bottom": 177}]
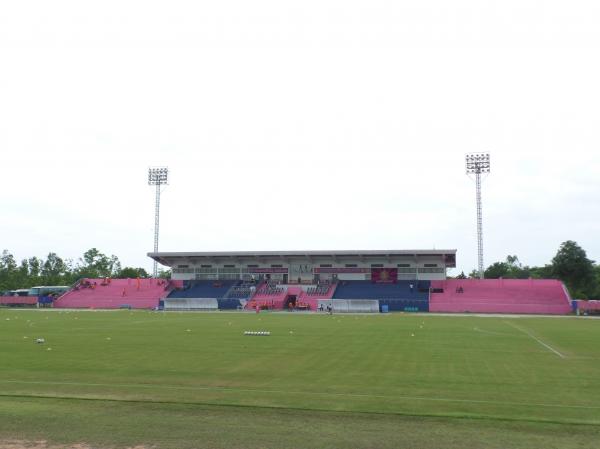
[{"left": 0, "top": 441, "right": 150, "bottom": 449}]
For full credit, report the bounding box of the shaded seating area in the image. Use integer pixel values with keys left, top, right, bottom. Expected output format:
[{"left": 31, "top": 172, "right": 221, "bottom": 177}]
[
  {"left": 167, "top": 280, "right": 236, "bottom": 299},
  {"left": 163, "top": 298, "right": 218, "bottom": 311},
  {"left": 333, "top": 280, "right": 430, "bottom": 312},
  {"left": 306, "top": 281, "right": 333, "bottom": 296},
  {"left": 224, "top": 281, "right": 256, "bottom": 299},
  {"left": 255, "top": 281, "right": 285, "bottom": 296},
  {"left": 168, "top": 281, "right": 244, "bottom": 310},
  {"left": 333, "top": 280, "right": 430, "bottom": 299}
]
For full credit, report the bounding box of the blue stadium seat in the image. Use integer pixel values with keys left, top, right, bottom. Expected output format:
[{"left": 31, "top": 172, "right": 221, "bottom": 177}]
[
  {"left": 168, "top": 281, "right": 236, "bottom": 299},
  {"left": 217, "top": 298, "right": 243, "bottom": 310},
  {"left": 333, "top": 280, "right": 429, "bottom": 299},
  {"left": 333, "top": 281, "right": 430, "bottom": 311}
]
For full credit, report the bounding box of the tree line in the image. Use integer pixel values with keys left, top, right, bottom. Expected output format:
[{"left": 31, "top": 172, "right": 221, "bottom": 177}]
[
  {"left": 0, "top": 248, "right": 167, "bottom": 294},
  {"left": 2, "top": 241, "right": 598, "bottom": 299},
  {"left": 456, "top": 240, "right": 600, "bottom": 299}
]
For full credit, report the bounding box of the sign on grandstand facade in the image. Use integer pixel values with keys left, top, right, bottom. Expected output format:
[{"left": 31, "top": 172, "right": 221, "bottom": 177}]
[
  {"left": 313, "top": 267, "right": 371, "bottom": 274},
  {"left": 245, "top": 268, "right": 289, "bottom": 274},
  {"left": 371, "top": 268, "right": 398, "bottom": 283}
]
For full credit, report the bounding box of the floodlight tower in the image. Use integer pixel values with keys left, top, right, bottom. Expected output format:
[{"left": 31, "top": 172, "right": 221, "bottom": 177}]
[
  {"left": 465, "top": 153, "right": 491, "bottom": 279},
  {"left": 148, "top": 167, "right": 169, "bottom": 278}
]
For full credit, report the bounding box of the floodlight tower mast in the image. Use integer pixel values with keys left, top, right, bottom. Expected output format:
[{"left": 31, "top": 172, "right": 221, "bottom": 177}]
[
  {"left": 148, "top": 167, "right": 169, "bottom": 278},
  {"left": 465, "top": 153, "right": 490, "bottom": 279}
]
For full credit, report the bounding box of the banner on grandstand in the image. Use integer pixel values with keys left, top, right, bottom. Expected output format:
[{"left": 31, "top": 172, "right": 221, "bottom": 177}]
[
  {"left": 444, "top": 254, "right": 457, "bottom": 267},
  {"left": 313, "top": 267, "right": 370, "bottom": 274},
  {"left": 246, "top": 268, "right": 288, "bottom": 274},
  {"left": 371, "top": 268, "right": 398, "bottom": 283}
]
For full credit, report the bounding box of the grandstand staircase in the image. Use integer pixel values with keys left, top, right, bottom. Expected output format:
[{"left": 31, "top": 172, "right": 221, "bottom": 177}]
[
  {"left": 296, "top": 283, "right": 337, "bottom": 310},
  {"left": 246, "top": 282, "right": 288, "bottom": 310},
  {"left": 245, "top": 283, "right": 337, "bottom": 311},
  {"left": 222, "top": 281, "right": 243, "bottom": 300}
]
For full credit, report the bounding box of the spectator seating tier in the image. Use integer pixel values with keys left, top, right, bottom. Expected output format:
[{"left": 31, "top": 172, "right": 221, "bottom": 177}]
[
  {"left": 217, "top": 298, "right": 244, "bottom": 310},
  {"left": 55, "top": 278, "right": 167, "bottom": 309},
  {"left": 167, "top": 280, "right": 236, "bottom": 299},
  {"left": 333, "top": 280, "right": 430, "bottom": 312},
  {"left": 429, "top": 279, "right": 571, "bottom": 314},
  {"left": 333, "top": 280, "right": 430, "bottom": 300}
]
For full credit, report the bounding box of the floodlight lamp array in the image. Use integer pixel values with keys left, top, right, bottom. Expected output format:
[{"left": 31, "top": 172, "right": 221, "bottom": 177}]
[
  {"left": 148, "top": 167, "right": 169, "bottom": 185},
  {"left": 465, "top": 153, "right": 491, "bottom": 174}
]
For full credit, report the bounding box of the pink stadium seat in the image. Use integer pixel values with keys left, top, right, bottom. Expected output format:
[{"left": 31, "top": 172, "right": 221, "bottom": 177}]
[
  {"left": 297, "top": 284, "right": 336, "bottom": 310},
  {"left": 429, "top": 279, "right": 571, "bottom": 314},
  {"left": 0, "top": 296, "right": 38, "bottom": 305},
  {"left": 54, "top": 278, "right": 168, "bottom": 309},
  {"left": 245, "top": 283, "right": 337, "bottom": 310},
  {"left": 575, "top": 300, "right": 600, "bottom": 312},
  {"left": 247, "top": 284, "right": 288, "bottom": 309}
]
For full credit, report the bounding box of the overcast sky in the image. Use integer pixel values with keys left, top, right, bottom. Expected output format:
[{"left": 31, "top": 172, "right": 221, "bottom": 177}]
[{"left": 1, "top": 1, "right": 599, "bottom": 275}]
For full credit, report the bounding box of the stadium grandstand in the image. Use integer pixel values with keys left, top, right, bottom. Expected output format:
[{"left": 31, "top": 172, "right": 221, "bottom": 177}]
[
  {"left": 151, "top": 250, "right": 453, "bottom": 312},
  {"left": 145, "top": 249, "right": 572, "bottom": 314},
  {"left": 3, "top": 250, "right": 573, "bottom": 314}
]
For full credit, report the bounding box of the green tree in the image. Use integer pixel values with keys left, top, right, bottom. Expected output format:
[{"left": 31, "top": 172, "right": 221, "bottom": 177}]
[
  {"left": 552, "top": 241, "right": 595, "bottom": 298},
  {"left": 28, "top": 256, "right": 43, "bottom": 278},
  {"left": 505, "top": 256, "right": 532, "bottom": 279},
  {"left": 0, "top": 250, "right": 19, "bottom": 291},
  {"left": 593, "top": 265, "right": 600, "bottom": 299},
  {"left": 118, "top": 267, "right": 150, "bottom": 278},
  {"left": 41, "top": 252, "right": 68, "bottom": 285},
  {"left": 77, "top": 248, "right": 121, "bottom": 278},
  {"left": 16, "top": 259, "right": 30, "bottom": 287},
  {"left": 484, "top": 256, "right": 532, "bottom": 279},
  {"left": 468, "top": 269, "right": 480, "bottom": 279},
  {"left": 157, "top": 268, "right": 171, "bottom": 279},
  {"left": 529, "top": 264, "right": 554, "bottom": 279},
  {"left": 484, "top": 262, "right": 509, "bottom": 279}
]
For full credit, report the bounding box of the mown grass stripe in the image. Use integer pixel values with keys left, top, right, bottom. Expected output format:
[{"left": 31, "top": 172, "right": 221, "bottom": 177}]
[
  {"left": 1, "top": 392, "right": 599, "bottom": 428},
  {"left": 1, "top": 378, "right": 598, "bottom": 411}
]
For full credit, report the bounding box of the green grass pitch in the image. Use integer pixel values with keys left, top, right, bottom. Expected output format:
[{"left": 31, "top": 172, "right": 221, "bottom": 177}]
[{"left": 0, "top": 309, "right": 599, "bottom": 448}]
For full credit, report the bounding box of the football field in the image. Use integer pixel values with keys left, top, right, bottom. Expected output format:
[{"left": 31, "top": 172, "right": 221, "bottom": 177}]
[{"left": 1, "top": 309, "right": 599, "bottom": 448}]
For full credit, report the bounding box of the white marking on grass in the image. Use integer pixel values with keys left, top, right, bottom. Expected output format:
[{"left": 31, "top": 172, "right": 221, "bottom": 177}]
[
  {"left": 504, "top": 321, "right": 566, "bottom": 359},
  {"left": 1, "top": 379, "right": 598, "bottom": 411},
  {"left": 473, "top": 327, "right": 514, "bottom": 337}
]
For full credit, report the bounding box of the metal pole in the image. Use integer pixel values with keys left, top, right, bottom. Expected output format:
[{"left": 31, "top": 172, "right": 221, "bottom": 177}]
[
  {"left": 148, "top": 167, "right": 168, "bottom": 278},
  {"left": 153, "top": 183, "right": 161, "bottom": 278},
  {"left": 465, "top": 153, "right": 490, "bottom": 280},
  {"left": 475, "top": 171, "right": 484, "bottom": 279}
]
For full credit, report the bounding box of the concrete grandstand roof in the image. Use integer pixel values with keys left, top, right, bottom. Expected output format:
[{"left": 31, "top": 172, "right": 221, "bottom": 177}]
[{"left": 148, "top": 250, "right": 457, "bottom": 267}]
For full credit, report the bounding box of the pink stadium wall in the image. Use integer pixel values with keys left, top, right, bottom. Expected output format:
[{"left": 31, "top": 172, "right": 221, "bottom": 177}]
[{"left": 429, "top": 279, "right": 571, "bottom": 314}]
